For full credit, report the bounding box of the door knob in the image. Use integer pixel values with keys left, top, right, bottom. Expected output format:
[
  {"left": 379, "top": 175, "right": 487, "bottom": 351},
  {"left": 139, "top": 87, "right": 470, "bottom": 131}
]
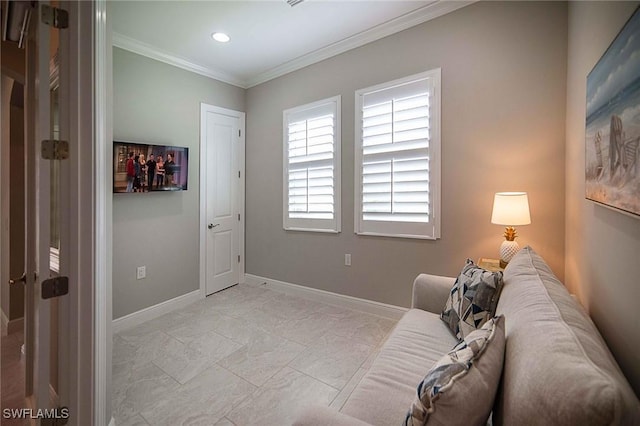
[
  {"left": 9, "top": 273, "right": 26, "bottom": 285},
  {"left": 208, "top": 223, "right": 219, "bottom": 229}
]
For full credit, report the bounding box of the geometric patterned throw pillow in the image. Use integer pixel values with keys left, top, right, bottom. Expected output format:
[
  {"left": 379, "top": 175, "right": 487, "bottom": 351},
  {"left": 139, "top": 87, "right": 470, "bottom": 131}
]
[
  {"left": 403, "top": 316, "right": 506, "bottom": 426},
  {"left": 441, "top": 259, "right": 504, "bottom": 340}
]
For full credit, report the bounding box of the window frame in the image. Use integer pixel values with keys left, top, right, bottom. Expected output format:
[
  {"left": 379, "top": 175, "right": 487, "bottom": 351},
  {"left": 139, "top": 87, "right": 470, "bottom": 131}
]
[
  {"left": 354, "top": 69, "right": 441, "bottom": 240},
  {"left": 283, "top": 95, "right": 342, "bottom": 233}
]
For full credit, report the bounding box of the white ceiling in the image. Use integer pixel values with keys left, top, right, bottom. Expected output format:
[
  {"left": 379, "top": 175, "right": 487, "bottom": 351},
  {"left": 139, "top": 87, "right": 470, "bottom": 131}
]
[{"left": 111, "top": 0, "right": 472, "bottom": 88}]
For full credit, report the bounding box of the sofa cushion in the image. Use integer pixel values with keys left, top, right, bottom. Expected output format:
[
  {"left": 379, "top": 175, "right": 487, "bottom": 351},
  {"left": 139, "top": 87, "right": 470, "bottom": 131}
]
[
  {"left": 404, "top": 315, "right": 505, "bottom": 426},
  {"left": 494, "top": 246, "right": 640, "bottom": 425},
  {"left": 340, "top": 309, "right": 458, "bottom": 426},
  {"left": 441, "top": 259, "right": 503, "bottom": 339}
]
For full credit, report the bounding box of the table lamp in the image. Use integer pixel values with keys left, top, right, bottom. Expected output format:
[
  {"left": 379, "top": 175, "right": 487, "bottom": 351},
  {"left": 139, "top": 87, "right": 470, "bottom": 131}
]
[{"left": 491, "top": 192, "right": 531, "bottom": 268}]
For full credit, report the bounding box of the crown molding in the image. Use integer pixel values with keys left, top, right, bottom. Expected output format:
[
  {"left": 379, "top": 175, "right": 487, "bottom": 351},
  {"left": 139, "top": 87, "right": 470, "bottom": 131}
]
[
  {"left": 112, "top": 1, "right": 475, "bottom": 89},
  {"left": 245, "top": 0, "right": 475, "bottom": 88},
  {"left": 112, "top": 32, "right": 247, "bottom": 88}
]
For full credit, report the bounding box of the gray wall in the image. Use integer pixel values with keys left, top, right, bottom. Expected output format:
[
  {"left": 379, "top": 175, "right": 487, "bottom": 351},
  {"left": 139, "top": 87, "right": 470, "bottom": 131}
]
[
  {"left": 565, "top": 1, "right": 640, "bottom": 395},
  {"left": 245, "top": 1, "right": 568, "bottom": 307},
  {"left": 112, "top": 48, "right": 245, "bottom": 319}
]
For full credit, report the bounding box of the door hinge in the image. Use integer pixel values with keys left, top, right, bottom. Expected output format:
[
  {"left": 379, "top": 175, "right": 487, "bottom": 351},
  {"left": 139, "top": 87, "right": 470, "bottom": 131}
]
[
  {"left": 41, "top": 5, "right": 69, "bottom": 29},
  {"left": 238, "top": 129, "right": 241, "bottom": 137},
  {"left": 238, "top": 171, "right": 241, "bottom": 178},
  {"left": 238, "top": 213, "right": 240, "bottom": 221},
  {"left": 237, "top": 255, "right": 241, "bottom": 263},
  {"left": 41, "top": 276, "right": 69, "bottom": 299},
  {"left": 41, "top": 140, "right": 69, "bottom": 160}
]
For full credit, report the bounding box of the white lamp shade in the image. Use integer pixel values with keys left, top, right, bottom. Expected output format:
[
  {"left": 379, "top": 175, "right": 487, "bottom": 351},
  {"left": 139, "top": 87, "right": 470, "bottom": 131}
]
[{"left": 491, "top": 192, "right": 531, "bottom": 226}]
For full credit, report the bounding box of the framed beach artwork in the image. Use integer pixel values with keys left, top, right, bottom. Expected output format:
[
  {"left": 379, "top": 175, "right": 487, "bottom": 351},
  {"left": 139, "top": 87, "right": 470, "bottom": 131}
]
[{"left": 585, "top": 7, "right": 640, "bottom": 218}]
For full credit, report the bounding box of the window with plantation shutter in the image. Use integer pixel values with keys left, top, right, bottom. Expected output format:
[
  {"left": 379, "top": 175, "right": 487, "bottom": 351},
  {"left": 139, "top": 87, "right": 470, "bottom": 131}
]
[
  {"left": 283, "top": 96, "right": 341, "bottom": 233},
  {"left": 355, "top": 70, "right": 441, "bottom": 239}
]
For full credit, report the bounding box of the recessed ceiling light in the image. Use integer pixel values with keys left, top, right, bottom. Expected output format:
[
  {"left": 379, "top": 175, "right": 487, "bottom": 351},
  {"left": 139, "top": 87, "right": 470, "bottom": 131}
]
[{"left": 211, "top": 32, "right": 230, "bottom": 43}]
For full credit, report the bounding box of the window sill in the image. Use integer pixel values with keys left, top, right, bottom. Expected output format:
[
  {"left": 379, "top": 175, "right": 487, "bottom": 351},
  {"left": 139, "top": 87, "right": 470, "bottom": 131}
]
[
  {"left": 284, "top": 227, "right": 340, "bottom": 234},
  {"left": 355, "top": 231, "right": 439, "bottom": 240}
]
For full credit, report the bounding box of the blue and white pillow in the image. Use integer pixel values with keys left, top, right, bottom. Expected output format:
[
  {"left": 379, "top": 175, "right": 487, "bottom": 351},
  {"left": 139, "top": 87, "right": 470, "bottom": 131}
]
[
  {"left": 404, "top": 316, "right": 505, "bottom": 426},
  {"left": 441, "top": 259, "right": 504, "bottom": 340}
]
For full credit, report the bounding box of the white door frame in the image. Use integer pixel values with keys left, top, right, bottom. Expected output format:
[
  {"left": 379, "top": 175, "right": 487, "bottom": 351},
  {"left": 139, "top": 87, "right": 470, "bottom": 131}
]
[
  {"left": 54, "top": 0, "right": 112, "bottom": 424},
  {"left": 64, "top": 0, "right": 112, "bottom": 424},
  {"left": 199, "top": 104, "right": 246, "bottom": 298},
  {"left": 0, "top": 78, "right": 11, "bottom": 338},
  {"left": 92, "top": 0, "right": 113, "bottom": 425}
]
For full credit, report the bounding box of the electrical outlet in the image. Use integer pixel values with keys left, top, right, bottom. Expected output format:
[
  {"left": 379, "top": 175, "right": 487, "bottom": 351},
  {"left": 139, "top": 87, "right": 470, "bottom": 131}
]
[
  {"left": 136, "top": 266, "right": 146, "bottom": 280},
  {"left": 345, "top": 254, "right": 351, "bottom": 266}
]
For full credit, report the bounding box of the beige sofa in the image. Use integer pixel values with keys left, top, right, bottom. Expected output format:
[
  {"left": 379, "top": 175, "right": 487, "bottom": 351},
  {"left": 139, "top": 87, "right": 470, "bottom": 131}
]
[{"left": 295, "top": 247, "right": 640, "bottom": 425}]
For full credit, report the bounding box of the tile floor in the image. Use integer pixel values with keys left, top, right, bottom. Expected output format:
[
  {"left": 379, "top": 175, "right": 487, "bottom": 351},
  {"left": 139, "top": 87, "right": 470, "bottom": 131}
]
[{"left": 113, "top": 283, "right": 398, "bottom": 426}]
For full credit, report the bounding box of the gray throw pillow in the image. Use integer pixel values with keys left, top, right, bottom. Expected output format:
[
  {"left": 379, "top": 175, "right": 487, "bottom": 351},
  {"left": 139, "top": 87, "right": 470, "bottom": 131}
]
[
  {"left": 403, "top": 316, "right": 506, "bottom": 426},
  {"left": 441, "top": 259, "right": 503, "bottom": 339}
]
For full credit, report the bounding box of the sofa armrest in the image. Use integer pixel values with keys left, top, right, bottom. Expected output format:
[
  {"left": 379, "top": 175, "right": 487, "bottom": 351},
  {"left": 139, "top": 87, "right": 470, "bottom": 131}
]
[
  {"left": 411, "top": 273, "right": 455, "bottom": 314},
  {"left": 293, "top": 406, "right": 373, "bottom": 426}
]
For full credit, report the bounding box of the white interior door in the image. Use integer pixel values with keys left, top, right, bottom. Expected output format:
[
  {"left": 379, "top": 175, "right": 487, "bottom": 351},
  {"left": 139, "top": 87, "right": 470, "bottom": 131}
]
[
  {"left": 202, "top": 106, "right": 243, "bottom": 295},
  {"left": 4, "top": 2, "right": 98, "bottom": 424},
  {"left": 21, "top": 1, "right": 70, "bottom": 418}
]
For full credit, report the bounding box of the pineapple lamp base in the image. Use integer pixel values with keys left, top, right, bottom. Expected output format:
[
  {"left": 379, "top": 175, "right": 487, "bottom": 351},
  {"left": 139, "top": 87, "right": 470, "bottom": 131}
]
[{"left": 499, "top": 240, "right": 520, "bottom": 268}]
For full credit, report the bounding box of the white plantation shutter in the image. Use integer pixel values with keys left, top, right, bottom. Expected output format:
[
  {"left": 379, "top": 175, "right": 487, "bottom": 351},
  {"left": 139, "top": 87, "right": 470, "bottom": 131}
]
[
  {"left": 284, "top": 96, "right": 341, "bottom": 232},
  {"left": 355, "top": 70, "right": 441, "bottom": 239}
]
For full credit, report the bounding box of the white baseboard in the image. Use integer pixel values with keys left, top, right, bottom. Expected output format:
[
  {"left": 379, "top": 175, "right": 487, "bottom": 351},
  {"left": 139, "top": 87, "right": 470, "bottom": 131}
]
[
  {"left": 112, "top": 290, "right": 202, "bottom": 333},
  {"left": 1, "top": 310, "right": 23, "bottom": 336},
  {"left": 244, "top": 274, "right": 407, "bottom": 320}
]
